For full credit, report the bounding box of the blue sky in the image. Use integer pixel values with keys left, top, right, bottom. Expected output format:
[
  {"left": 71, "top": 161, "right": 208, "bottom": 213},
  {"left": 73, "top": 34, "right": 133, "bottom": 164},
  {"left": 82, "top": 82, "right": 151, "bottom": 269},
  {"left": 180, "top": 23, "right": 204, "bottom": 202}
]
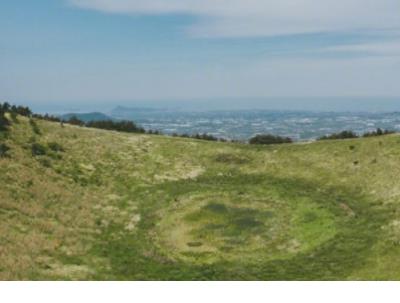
[{"left": 1, "top": 0, "right": 400, "bottom": 109}]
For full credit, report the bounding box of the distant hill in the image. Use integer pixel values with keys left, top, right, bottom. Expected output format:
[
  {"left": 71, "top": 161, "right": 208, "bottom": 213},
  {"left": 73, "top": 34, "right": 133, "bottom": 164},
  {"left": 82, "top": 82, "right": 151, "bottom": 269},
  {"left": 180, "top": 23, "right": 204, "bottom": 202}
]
[{"left": 60, "top": 112, "right": 112, "bottom": 122}]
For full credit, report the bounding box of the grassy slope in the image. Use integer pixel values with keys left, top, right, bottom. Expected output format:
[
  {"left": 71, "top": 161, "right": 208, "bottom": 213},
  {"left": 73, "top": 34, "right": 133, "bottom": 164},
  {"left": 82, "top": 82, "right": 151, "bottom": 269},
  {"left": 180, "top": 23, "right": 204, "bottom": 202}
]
[{"left": 1, "top": 116, "right": 400, "bottom": 280}]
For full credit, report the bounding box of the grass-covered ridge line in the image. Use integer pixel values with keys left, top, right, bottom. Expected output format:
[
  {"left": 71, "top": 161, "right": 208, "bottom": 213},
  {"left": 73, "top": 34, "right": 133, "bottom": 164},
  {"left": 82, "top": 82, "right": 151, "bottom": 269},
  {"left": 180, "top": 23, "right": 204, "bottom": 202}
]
[{"left": 1, "top": 113, "right": 400, "bottom": 280}]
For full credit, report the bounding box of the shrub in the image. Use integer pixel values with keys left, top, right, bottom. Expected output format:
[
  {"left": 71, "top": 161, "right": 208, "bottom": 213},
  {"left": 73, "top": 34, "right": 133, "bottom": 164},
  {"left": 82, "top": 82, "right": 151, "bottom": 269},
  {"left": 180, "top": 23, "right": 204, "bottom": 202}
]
[
  {"left": 38, "top": 157, "right": 52, "bottom": 167},
  {"left": 0, "top": 143, "right": 10, "bottom": 158},
  {"left": 31, "top": 143, "right": 47, "bottom": 156},
  {"left": 0, "top": 110, "right": 10, "bottom": 132},
  {"left": 10, "top": 111, "right": 18, "bottom": 123},
  {"left": 249, "top": 134, "right": 292, "bottom": 145},
  {"left": 48, "top": 142, "right": 65, "bottom": 152},
  {"left": 191, "top": 133, "right": 219, "bottom": 141},
  {"left": 29, "top": 119, "right": 41, "bottom": 135},
  {"left": 86, "top": 119, "right": 145, "bottom": 133}
]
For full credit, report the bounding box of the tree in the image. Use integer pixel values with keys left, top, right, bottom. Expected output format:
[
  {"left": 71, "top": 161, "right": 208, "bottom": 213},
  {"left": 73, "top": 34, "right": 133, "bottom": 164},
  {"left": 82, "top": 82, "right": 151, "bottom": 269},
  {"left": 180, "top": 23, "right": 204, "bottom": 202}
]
[{"left": 1, "top": 102, "right": 11, "bottom": 112}]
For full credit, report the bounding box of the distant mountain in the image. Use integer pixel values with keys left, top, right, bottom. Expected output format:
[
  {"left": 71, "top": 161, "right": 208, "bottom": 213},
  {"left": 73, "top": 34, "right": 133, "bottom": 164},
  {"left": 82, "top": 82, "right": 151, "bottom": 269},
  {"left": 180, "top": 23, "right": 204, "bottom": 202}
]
[{"left": 60, "top": 112, "right": 112, "bottom": 122}]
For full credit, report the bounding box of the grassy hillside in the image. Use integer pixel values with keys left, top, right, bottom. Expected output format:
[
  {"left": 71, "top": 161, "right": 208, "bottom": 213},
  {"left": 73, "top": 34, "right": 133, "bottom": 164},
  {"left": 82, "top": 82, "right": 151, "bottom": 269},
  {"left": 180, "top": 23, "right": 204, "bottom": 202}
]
[{"left": 1, "top": 115, "right": 400, "bottom": 280}]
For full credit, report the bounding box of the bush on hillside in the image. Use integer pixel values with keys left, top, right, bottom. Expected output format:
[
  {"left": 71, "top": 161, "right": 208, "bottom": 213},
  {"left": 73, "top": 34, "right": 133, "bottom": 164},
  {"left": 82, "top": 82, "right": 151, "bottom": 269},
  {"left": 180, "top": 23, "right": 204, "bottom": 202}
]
[
  {"left": 318, "top": 131, "right": 359, "bottom": 141},
  {"left": 48, "top": 142, "right": 65, "bottom": 152},
  {"left": 192, "top": 133, "right": 219, "bottom": 141},
  {"left": 29, "top": 118, "right": 41, "bottom": 135},
  {"left": 10, "top": 111, "right": 18, "bottom": 123},
  {"left": 0, "top": 112, "right": 10, "bottom": 131},
  {"left": 249, "top": 134, "right": 293, "bottom": 145},
  {"left": 31, "top": 143, "right": 47, "bottom": 156},
  {"left": 0, "top": 143, "right": 10, "bottom": 158},
  {"left": 86, "top": 120, "right": 146, "bottom": 133}
]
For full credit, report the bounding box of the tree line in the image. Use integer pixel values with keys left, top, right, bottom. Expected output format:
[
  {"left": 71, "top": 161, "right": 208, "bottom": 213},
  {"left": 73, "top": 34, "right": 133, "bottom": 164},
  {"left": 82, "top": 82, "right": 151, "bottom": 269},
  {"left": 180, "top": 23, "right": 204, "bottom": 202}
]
[
  {"left": 1, "top": 102, "right": 32, "bottom": 131},
  {"left": 317, "top": 129, "right": 395, "bottom": 141},
  {"left": 67, "top": 116, "right": 147, "bottom": 134},
  {"left": 248, "top": 128, "right": 396, "bottom": 145}
]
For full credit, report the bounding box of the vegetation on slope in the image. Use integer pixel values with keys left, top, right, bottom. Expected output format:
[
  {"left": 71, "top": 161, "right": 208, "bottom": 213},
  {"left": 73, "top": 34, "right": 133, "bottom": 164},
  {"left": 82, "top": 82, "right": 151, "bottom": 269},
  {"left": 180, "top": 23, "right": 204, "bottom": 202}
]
[
  {"left": 249, "top": 134, "right": 293, "bottom": 145},
  {"left": 318, "top": 129, "right": 395, "bottom": 141},
  {"left": 1, "top": 113, "right": 400, "bottom": 280}
]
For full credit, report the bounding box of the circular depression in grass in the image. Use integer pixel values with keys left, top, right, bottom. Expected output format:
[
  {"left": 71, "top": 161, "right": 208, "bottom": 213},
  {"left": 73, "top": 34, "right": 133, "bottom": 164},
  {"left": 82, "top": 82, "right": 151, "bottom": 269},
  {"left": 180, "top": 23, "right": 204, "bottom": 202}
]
[
  {"left": 156, "top": 188, "right": 338, "bottom": 264},
  {"left": 95, "top": 174, "right": 386, "bottom": 280}
]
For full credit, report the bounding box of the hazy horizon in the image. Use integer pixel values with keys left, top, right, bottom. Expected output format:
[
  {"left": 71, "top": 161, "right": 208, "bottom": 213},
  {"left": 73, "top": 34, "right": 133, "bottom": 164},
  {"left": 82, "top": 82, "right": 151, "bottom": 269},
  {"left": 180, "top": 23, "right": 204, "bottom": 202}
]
[{"left": 20, "top": 97, "right": 400, "bottom": 115}]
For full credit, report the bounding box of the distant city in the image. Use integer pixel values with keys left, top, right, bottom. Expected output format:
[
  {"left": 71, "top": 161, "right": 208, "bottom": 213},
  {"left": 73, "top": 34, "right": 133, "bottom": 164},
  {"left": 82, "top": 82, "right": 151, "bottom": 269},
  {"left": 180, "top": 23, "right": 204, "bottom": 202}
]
[
  {"left": 25, "top": 98, "right": 399, "bottom": 141},
  {"left": 111, "top": 108, "right": 400, "bottom": 141},
  {"left": 56, "top": 106, "right": 400, "bottom": 141}
]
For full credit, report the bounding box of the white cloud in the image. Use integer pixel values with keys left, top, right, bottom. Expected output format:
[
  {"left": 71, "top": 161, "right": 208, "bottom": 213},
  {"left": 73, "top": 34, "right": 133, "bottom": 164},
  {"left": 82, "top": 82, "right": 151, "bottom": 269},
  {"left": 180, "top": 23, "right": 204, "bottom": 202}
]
[
  {"left": 325, "top": 41, "right": 400, "bottom": 56},
  {"left": 69, "top": 0, "right": 400, "bottom": 37}
]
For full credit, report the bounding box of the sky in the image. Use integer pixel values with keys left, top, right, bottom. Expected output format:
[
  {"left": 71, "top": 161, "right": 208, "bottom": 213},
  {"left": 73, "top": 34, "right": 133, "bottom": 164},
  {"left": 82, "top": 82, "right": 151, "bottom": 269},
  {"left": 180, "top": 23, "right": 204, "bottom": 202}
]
[{"left": 1, "top": 0, "right": 400, "bottom": 110}]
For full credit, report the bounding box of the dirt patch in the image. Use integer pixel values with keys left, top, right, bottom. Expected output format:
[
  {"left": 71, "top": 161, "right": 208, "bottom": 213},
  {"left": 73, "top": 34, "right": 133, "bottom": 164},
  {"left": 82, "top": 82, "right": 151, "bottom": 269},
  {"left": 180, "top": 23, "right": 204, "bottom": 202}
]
[
  {"left": 46, "top": 263, "right": 93, "bottom": 280},
  {"left": 125, "top": 214, "right": 141, "bottom": 232},
  {"left": 184, "top": 167, "right": 205, "bottom": 179},
  {"left": 154, "top": 166, "right": 205, "bottom": 182},
  {"left": 339, "top": 203, "right": 355, "bottom": 217}
]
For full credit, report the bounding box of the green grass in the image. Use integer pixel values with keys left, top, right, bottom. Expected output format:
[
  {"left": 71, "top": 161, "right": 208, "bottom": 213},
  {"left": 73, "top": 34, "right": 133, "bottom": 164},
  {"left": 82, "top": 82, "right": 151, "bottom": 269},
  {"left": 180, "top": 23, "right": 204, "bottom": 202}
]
[{"left": 1, "top": 116, "right": 400, "bottom": 280}]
